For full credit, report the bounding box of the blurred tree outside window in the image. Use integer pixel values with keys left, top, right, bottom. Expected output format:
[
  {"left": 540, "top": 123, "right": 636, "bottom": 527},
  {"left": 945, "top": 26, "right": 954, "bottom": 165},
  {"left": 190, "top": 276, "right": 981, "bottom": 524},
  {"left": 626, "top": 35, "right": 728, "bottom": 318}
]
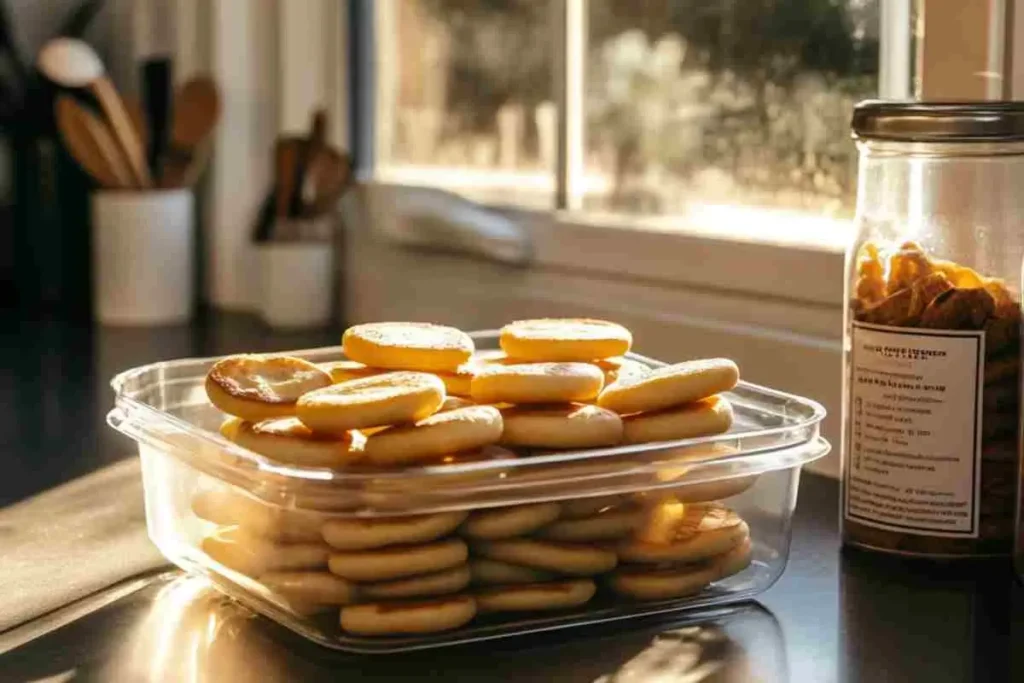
[
  {"left": 375, "top": 0, "right": 879, "bottom": 221},
  {"left": 376, "top": 0, "right": 556, "bottom": 209}
]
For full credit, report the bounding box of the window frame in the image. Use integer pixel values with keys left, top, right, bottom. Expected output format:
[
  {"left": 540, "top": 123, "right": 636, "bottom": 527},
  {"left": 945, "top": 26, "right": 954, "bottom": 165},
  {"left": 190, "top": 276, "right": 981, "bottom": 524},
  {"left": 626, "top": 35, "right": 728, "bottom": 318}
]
[
  {"left": 350, "top": 1, "right": 1024, "bottom": 302},
  {"left": 351, "top": 0, "right": 907, "bottom": 307}
]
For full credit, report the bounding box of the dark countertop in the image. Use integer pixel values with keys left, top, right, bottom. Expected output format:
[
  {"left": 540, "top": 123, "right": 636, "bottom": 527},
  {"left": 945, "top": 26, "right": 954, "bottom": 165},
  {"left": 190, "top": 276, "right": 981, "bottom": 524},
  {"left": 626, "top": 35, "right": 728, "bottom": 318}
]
[
  {"left": 0, "top": 311, "right": 342, "bottom": 508},
  {"left": 1, "top": 313, "right": 1023, "bottom": 682}
]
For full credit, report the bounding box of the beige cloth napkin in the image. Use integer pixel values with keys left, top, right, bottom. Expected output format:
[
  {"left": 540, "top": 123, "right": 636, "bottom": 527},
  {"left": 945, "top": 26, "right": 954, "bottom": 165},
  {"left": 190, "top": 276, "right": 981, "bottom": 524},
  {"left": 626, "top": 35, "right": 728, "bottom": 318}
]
[{"left": 0, "top": 458, "right": 167, "bottom": 633}]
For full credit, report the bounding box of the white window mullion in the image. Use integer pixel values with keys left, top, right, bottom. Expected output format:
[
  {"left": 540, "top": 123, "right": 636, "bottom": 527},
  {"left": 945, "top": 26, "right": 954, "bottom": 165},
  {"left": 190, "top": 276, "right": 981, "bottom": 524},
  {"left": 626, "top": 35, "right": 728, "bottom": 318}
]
[
  {"left": 555, "top": 0, "right": 586, "bottom": 211},
  {"left": 879, "top": 0, "right": 912, "bottom": 98},
  {"left": 374, "top": 0, "right": 398, "bottom": 171},
  {"left": 327, "top": 0, "right": 351, "bottom": 150}
]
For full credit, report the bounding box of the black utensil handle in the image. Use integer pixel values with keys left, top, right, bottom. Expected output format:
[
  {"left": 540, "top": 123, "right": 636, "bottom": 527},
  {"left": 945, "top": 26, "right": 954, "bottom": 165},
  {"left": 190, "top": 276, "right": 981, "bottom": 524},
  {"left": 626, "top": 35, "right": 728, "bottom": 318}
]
[
  {"left": 0, "top": 0, "right": 28, "bottom": 87},
  {"left": 141, "top": 58, "right": 172, "bottom": 177},
  {"left": 253, "top": 190, "right": 276, "bottom": 243},
  {"left": 58, "top": 0, "right": 105, "bottom": 38}
]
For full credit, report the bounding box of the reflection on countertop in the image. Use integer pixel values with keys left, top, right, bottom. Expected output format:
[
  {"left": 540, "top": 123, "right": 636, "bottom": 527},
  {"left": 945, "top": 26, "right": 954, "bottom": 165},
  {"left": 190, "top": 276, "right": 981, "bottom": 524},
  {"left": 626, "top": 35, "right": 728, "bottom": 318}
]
[
  {"left": 840, "top": 548, "right": 1024, "bottom": 683},
  {"left": 0, "top": 312, "right": 338, "bottom": 507},
  {"left": 1, "top": 572, "right": 788, "bottom": 683}
]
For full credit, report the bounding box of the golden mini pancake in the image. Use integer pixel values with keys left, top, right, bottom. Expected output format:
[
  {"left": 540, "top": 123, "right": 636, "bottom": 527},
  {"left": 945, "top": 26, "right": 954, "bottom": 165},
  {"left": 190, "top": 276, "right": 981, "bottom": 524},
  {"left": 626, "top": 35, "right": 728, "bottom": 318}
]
[
  {"left": 633, "top": 499, "right": 730, "bottom": 545},
  {"left": 328, "top": 538, "right": 468, "bottom": 582},
  {"left": 560, "top": 495, "right": 630, "bottom": 519},
  {"left": 433, "top": 362, "right": 476, "bottom": 396},
  {"left": 598, "top": 359, "right": 739, "bottom": 415},
  {"left": 631, "top": 444, "right": 757, "bottom": 503},
  {"left": 191, "top": 489, "right": 328, "bottom": 542},
  {"left": 340, "top": 595, "right": 477, "bottom": 636},
  {"left": 503, "top": 460, "right": 644, "bottom": 504},
  {"left": 713, "top": 536, "right": 753, "bottom": 581},
  {"left": 622, "top": 395, "right": 734, "bottom": 444},
  {"left": 471, "top": 349, "right": 515, "bottom": 365},
  {"left": 358, "top": 445, "right": 517, "bottom": 510},
  {"left": 500, "top": 403, "right": 623, "bottom": 449},
  {"left": 469, "top": 558, "right": 559, "bottom": 585},
  {"left": 594, "top": 356, "right": 651, "bottom": 387},
  {"left": 343, "top": 322, "right": 474, "bottom": 372},
  {"left": 618, "top": 501, "right": 749, "bottom": 564},
  {"left": 609, "top": 536, "right": 753, "bottom": 601},
  {"left": 219, "top": 416, "right": 245, "bottom": 441},
  {"left": 296, "top": 371, "right": 445, "bottom": 435},
  {"left": 537, "top": 506, "right": 643, "bottom": 542},
  {"left": 459, "top": 502, "right": 562, "bottom": 540},
  {"left": 205, "top": 354, "right": 332, "bottom": 421},
  {"left": 201, "top": 526, "right": 331, "bottom": 577},
  {"left": 641, "top": 475, "right": 759, "bottom": 505},
  {"left": 363, "top": 405, "right": 503, "bottom": 466},
  {"left": 608, "top": 562, "right": 716, "bottom": 601},
  {"left": 321, "top": 510, "right": 468, "bottom": 550},
  {"left": 260, "top": 571, "right": 357, "bottom": 605},
  {"left": 358, "top": 565, "right": 471, "bottom": 601},
  {"left": 233, "top": 417, "right": 366, "bottom": 468},
  {"left": 438, "top": 395, "right": 476, "bottom": 412},
  {"left": 500, "top": 318, "right": 632, "bottom": 361},
  {"left": 654, "top": 442, "right": 738, "bottom": 467},
  {"left": 322, "top": 360, "right": 386, "bottom": 384},
  {"left": 475, "top": 579, "right": 596, "bottom": 614},
  {"left": 386, "top": 444, "right": 515, "bottom": 483},
  {"left": 471, "top": 363, "right": 604, "bottom": 404},
  {"left": 474, "top": 539, "right": 618, "bottom": 576},
  {"left": 645, "top": 442, "right": 740, "bottom": 484}
]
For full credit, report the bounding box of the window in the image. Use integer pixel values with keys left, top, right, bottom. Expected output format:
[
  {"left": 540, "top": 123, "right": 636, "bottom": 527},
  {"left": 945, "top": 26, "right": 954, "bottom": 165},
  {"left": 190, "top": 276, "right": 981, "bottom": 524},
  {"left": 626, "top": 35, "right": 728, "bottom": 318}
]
[
  {"left": 373, "top": 0, "right": 557, "bottom": 209},
  {"left": 584, "top": 0, "right": 878, "bottom": 220},
  {"left": 369, "top": 0, "right": 882, "bottom": 237}
]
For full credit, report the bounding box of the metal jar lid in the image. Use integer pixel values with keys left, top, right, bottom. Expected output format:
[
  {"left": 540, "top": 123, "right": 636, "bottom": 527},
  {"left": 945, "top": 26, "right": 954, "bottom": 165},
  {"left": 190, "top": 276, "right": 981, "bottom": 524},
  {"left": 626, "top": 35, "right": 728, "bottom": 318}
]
[{"left": 851, "top": 100, "right": 1024, "bottom": 142}]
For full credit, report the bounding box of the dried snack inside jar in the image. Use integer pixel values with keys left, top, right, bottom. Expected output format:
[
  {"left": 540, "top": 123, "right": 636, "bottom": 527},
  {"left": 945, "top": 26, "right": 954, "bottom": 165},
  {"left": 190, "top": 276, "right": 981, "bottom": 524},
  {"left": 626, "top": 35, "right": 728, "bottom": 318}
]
[{"left": 844, "top": 240, "right": 1021, "bottom": 557}]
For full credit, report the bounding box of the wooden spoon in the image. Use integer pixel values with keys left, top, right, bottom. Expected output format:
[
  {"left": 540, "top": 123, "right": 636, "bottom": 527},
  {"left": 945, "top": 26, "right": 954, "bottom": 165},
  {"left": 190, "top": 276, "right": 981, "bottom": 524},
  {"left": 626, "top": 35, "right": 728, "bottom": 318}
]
[
  {"left": 125, "top": 96, "right": 150, "bottom": 152},
  {"left": 54, "top": 94, "right": 133, "bottom": 188},
  {"left": 161, "top": 76, "right": 221, "bottom": 187},
  {"left": 308, "top": 148, "right": 354, "bottom": 216},
  {"left": 274, "top": 137, "right": 300, "bottom": 219},
  {"left": 38, "top": 38, "right": 151, "bottom": 188},
  {"left": 291, "top": 108, "right": 328, "bottom": 216},
  {"left": 172, "top": 77, "right": 220, "bottom": 148}
]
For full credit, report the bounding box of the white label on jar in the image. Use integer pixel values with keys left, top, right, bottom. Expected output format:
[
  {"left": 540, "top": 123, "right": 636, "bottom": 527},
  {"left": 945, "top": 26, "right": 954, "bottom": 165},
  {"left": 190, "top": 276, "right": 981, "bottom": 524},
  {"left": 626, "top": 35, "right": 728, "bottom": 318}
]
[{"left": 844, "top": 321, "right": 984, "bottom": 537}]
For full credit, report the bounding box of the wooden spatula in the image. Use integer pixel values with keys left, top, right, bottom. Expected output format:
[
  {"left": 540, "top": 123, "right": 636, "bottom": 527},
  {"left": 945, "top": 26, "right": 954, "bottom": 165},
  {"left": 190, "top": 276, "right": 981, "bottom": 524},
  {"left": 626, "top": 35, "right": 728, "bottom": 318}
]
[
  {"left": 55, "top": 94, "right": 133, "bottom": 188},
  {"left": 274, "top": 137, "right": 301, "bottom": 218}
]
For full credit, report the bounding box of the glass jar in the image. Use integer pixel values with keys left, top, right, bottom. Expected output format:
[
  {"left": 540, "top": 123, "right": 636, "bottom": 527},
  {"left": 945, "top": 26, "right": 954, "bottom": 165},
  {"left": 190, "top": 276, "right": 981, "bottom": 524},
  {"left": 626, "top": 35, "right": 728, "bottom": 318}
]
[{"left": 842, "top": 101, "right": 1024, "bottom": 558}]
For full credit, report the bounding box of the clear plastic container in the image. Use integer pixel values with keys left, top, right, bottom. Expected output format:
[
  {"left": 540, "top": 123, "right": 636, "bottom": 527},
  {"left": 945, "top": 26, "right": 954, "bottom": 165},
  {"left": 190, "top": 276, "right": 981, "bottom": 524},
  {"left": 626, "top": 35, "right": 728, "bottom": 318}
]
[
  {"left": 107, "top": 333, "right": 829, "bottom": 652},
  {"left": 843, "top": 102, "right": 1024, "bottom": 559}
]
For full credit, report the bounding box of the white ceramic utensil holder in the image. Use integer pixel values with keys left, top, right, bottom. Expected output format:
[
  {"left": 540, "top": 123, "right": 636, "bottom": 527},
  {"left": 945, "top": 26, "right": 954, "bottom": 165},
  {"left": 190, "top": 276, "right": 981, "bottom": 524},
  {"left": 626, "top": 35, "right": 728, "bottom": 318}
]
[
  {"left": 258, "top": 238, "right": 333, "bottom": 329},
  {"left": 91, "top": 189, "right": 194, "bottom": 325}
]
